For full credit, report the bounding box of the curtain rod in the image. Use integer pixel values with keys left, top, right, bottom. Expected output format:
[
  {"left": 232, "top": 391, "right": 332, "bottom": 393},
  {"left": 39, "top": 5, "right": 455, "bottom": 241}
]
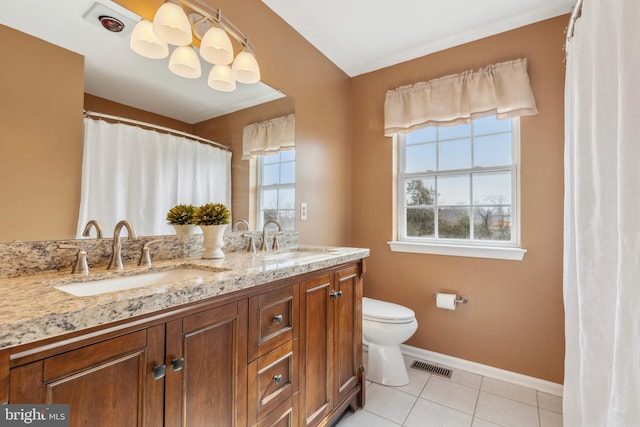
[
  {"left": 565, "top": 0, "right": 584, "bottom": 50},
  {"left": 83, "top": 110, "right": 230, "bottom": 151}
]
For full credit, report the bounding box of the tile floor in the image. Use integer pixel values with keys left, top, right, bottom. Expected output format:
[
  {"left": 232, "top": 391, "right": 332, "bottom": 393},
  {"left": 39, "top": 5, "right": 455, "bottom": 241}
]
[{"left": 336, "top": 354, "right": 563, "bottom": 427}]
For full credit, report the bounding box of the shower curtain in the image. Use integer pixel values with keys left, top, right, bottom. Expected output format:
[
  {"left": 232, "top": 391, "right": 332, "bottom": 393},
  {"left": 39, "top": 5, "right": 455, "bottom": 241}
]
[
  {"left": 78, "top": 118, "right": 232, "bottom": 237},
  {"left": 564, "top": 0, "right": 640, "bottom": 425}
]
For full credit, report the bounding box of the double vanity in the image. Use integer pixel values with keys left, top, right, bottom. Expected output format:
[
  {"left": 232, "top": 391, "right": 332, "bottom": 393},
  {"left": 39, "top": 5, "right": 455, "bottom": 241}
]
[{"left": 0, "top": 234, "right": 369, "bottom": 427}]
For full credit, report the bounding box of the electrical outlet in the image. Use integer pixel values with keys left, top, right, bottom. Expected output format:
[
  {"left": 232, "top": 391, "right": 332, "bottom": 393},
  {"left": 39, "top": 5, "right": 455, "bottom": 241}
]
[{"left": 300, "top": 202, "right": 308, "bottom": 221}]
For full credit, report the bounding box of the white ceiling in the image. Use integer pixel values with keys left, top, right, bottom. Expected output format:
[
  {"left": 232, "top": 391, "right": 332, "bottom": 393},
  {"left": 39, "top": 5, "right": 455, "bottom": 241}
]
[
  {"left": 262, "top": 0, "right": 576, "bottom": 77},
  {"left": 0, "top": 0, "right": 285, "bottom": 124},
  {"left": 0, "top": 0, "right": 575, "bottom": 124}
]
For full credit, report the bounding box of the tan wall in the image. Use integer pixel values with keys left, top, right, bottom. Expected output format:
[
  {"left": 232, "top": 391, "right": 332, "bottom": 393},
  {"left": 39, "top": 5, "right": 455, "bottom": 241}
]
[
  {"left": 0, "top": 25, "right": 84, "bottom": 241},
  {"left": 350, "top": 16, "right": 567, "bottom": 383},
  {"left": 84, "top": 94, "right": 194, "bottom": 134}
]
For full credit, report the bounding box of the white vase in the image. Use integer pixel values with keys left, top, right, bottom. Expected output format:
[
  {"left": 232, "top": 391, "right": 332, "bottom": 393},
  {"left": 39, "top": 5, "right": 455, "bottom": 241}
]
[
  {"left": 172, "top": 224, "right": 199, "bottom": 235},
  {"left": 200, "top": 224, "right": 227, "bottom": 259}
]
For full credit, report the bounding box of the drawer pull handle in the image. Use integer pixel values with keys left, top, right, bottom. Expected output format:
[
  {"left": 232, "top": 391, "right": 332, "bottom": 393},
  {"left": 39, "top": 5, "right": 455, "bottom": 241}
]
[
  {"left": 273, "top": 314, "right": 283, "bottom": 324},
  {"left": 152, "top": 364, "right": 166, "bottom": 380},
  {"left": 273, "top": 374, "right": 283, "bottom": 384},
  {"left": 330, "top": 290, "right": 343, "bottom": 299},
  {"left": 171, "top": 357, "right": 185, "bottom": 371}
]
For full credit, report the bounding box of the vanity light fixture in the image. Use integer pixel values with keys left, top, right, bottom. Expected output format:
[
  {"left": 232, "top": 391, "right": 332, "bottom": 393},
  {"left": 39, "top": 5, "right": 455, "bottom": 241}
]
[{"left": 129, "top": 0, "right": 260, "bottom": 91}]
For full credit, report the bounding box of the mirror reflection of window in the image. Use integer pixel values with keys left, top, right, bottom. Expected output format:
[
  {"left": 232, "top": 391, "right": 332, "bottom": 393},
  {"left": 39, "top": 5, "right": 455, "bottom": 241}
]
[{"left": 257, "top": 150, "right": 296, "bottom": 230}]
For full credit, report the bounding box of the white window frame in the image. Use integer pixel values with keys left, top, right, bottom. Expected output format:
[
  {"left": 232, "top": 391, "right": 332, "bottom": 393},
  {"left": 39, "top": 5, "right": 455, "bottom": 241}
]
[
  {"left": 389, "top": 118, "right": 526, "bottom": 261},
  {"left": 256, "top": 150, "right": 296, "bottom": 230}
]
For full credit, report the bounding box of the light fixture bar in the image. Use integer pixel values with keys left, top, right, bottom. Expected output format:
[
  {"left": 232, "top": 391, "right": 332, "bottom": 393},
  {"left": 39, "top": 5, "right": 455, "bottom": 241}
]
[
  {"left": 178, "top": 0, "right": 256, "bottom": 52},
  {"left": 129, "top": 0, "right": 260, "bottom": 91}
]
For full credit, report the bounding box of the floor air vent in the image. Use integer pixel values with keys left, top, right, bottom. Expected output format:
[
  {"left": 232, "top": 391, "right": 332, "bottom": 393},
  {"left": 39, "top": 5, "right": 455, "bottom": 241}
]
[{"left": 410, "top": 360, "right": 452, "bottom": 378}]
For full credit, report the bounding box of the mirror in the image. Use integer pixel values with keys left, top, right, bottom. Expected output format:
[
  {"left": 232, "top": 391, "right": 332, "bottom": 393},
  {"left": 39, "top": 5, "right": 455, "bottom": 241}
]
[{"left": 0, "top": 0, "right": 294, "bottom": 243}]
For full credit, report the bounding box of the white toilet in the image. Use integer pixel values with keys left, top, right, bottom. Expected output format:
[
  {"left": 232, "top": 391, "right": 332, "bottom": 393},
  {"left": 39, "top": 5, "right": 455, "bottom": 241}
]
[{"left": 362, "top": 297, "right": 418, "bottom": 386}]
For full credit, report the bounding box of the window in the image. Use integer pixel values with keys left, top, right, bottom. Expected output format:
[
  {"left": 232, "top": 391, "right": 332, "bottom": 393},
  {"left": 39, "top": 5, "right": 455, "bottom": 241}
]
[
  {"left": 257, "top": 150, "right": 295, "bottom": 230},
  {"left": 392, "top": 116, "right": 525, "bottom": 260}
]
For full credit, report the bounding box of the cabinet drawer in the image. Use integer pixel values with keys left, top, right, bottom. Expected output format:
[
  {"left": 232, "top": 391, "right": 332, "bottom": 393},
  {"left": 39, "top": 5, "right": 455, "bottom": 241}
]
[
  {"left": 249, "top": 284, "right": 298, "bottom": 361},
  {"left": 255, "top": 392, "right": 299, "bottom": 427},
  {"left": 248, "top": 340, "right": 298, "bottom": 425}
]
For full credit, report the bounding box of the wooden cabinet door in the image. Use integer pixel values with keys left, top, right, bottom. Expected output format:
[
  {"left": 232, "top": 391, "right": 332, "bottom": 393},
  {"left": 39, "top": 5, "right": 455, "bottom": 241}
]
[
  {"left": 333, "top": 265, "right": 363, "bottom": 406},
  {"left": 164, "top": 301, "right": 248, "bottom": 427},
  {"left": 299, "top": 274, "right": 334, "bottom": 427},
  {"left": 9, "top": 327, "right": 165, "bottom": 427}
]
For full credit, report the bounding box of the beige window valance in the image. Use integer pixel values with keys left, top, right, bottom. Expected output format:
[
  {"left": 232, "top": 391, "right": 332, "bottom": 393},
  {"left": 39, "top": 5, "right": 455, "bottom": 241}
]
[
  {"left": 242, "top": 114, "right": 295, "bottom": 159},
  {"left": 384, "top": 58, "right": 538, "bottom": 136}
]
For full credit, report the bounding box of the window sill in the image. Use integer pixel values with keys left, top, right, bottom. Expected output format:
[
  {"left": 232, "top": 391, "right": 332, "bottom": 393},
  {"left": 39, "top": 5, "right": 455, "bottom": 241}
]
[{"left": 387, "top": 241, "right": 526, "bottom": 261}]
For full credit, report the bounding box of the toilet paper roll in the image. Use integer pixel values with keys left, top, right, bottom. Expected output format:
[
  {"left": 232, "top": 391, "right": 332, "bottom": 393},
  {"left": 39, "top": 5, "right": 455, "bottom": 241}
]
[{"left": 435, "top": 293, "right": 457, "bottom": 310}]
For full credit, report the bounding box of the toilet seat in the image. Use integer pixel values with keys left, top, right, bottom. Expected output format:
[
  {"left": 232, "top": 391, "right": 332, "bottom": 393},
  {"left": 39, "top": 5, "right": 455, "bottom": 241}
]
[{"left": 363, "top": 297, "right": 416, "bottom": 324}]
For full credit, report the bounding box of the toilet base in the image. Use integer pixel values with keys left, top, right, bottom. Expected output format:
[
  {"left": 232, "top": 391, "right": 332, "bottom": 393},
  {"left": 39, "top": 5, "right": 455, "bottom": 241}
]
[{"left": 366, "top": 342, "right": 410, "bottom": 386}]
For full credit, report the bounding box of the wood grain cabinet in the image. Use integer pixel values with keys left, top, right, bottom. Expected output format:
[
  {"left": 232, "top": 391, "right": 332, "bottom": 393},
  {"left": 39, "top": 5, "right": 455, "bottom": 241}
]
[
  {"left": 299, "top": 264, "right": 364, "bottom": 427},
  {"left": 164, "top": 301, "right": 248, "bottom": 427},
  {"left": 8, "top": 300, "right": 247, "bottom": 427},
  {"left": 5, "top": 260, "right": 364, "bottom": 427},
  {"left": 9, "top": 328, "right": 165, "bottom": 427}
]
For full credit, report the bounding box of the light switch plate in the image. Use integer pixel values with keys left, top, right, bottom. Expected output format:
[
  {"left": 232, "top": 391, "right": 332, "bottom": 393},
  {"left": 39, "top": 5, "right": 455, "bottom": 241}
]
[{"left": 300, "top": 202, "right": 308, "bottom": 221}]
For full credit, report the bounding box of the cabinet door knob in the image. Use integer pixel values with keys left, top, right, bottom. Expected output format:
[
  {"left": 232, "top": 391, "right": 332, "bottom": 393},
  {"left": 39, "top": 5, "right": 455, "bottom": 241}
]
[
  {"left": 171, "top": 357, "right": 185, "bottom": 371},
  {"left": 273, "top": 314, "right": 283, "bottom": 324},
  {"left": 330, "top": 290, "right": 343, "bottom": 299},
  {"left": 152, "top": 364, "right": 166, "bottom": 380},
  {"left": 273, "top": 374, "right": 283, "bottom": 384}
]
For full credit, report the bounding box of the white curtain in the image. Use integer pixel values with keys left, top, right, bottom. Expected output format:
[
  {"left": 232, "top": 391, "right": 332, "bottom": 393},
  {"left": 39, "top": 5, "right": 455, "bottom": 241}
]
[
  {"left": 384, "top": 58, "right": 538, "bottom": 136},
  {"left": 78, "top": 118, "right": 231, "bottom": 237},
  {"left": 564, "top": 0, "right": 640, "bottom": 425},
  {"left": 242, "top": 114, "right": 295, "bottom": 159}
]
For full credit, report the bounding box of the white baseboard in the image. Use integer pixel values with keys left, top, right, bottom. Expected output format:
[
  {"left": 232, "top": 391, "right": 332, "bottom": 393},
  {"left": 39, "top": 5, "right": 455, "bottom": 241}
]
[
  {"left": 365, "top": 343, "right": 563, "bottom": 397},
  {"left": 399, "top": 344, "right": 563, "bottom": 397}
]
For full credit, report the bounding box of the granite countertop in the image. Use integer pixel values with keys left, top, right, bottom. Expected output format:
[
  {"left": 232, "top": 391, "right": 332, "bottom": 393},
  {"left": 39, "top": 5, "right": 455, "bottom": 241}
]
[{"left": 0, "top": 246, "right": 369, "bottom": 350}]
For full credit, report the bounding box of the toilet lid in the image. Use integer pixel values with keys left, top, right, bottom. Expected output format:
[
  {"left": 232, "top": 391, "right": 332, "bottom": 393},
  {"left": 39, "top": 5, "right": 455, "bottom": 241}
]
[{"left": 362, "top": 297, "right": 416, "bottom": 324}]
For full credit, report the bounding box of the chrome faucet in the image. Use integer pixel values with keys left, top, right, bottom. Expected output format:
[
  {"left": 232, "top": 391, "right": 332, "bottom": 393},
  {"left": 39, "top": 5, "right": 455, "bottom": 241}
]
[
  {"left": 82, "top": 219, "right": 103, "bottom": 238},
  {"left": 232, "top": 219, "right": 250, "bottom": 231},
  {"left": 107, "top": 220, "right": 138, "bottom": 270},
  {"left": 261, "top": 220, "right": 283, "bottom": 252}
]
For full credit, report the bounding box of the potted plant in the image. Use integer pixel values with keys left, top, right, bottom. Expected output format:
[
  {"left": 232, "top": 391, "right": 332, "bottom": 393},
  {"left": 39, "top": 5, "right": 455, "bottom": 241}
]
[
  {"left": 194, "top": 203, "right": 231, "bottom": 258},
  {"left": 166, "top": 204, "right": 198, "bottom": 235}
]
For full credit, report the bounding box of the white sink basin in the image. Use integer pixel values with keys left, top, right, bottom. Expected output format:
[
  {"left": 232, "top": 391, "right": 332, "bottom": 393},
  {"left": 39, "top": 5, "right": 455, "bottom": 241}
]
[
  {"left": 256, "top": 247, "right": 344, "bottom": 261},
  {"left": 257, "top": 251, "right": 309, "bottom": 261},
  {"left": 54, "top": 268, "right": 221, "bottom": 297}
]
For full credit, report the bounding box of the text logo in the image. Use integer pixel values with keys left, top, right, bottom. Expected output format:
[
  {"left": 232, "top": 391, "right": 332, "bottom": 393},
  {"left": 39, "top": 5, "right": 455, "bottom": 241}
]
[{"left": 0, "top": 405, "right": 69, "bottom": 427}]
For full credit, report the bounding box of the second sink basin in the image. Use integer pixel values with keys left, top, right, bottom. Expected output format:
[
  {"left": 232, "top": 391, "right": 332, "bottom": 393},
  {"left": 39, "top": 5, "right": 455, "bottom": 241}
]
[{"left": 54, "top": 268, "right": 221, "bottom": 297}]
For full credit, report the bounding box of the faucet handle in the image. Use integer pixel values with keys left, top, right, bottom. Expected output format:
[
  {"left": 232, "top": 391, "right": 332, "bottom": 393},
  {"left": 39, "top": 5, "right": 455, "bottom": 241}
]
[
  {"left": 243, "top": 234, "right": 256, "bottom": 254},
  {"left": 272, "top": 233, "right": 281, "bottom": 251},
  {"left": 58, "top": 244, "right": 90, "bottom": 275},
  {"left": 138, "top": 239, "right": 162, "bottom": 268}
]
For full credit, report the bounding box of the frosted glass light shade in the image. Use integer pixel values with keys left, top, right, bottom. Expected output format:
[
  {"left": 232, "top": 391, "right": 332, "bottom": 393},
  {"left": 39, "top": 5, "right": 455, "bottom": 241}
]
[
  {"left": 200, "top": 26, "right": 234, "bottom": 65},
  {"left": 208, "top": 65, "right": 236, "bottom": 92},
  {"left": 130, "top": 20, "right": 168, "bottom": 59},
  {"left": 152, "top": 2, "right": 192, "bottom": 46},
  {"left": 231, "top": 50, "right": 261, "bottom": 84},
  {"left": 169, "top": 46, "right": 201, "bottom": 78}
]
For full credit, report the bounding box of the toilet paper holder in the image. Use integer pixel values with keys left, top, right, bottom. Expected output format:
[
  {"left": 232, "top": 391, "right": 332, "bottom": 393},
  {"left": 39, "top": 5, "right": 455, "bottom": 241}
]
[{"left": 433, "top": 293, "right": 469, "bottom": 305}]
